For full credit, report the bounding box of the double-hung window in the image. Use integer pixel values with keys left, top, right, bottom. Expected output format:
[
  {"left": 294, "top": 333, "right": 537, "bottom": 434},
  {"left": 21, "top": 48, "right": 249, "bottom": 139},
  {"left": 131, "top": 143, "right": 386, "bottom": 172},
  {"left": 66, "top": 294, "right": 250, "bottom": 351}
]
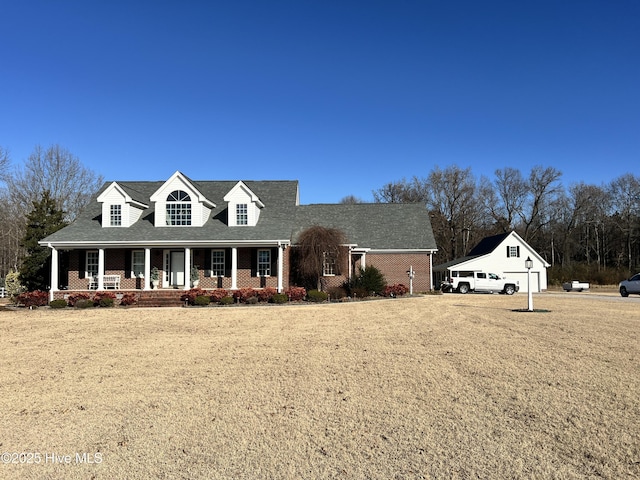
[
  {"left": 166, "top": 190, "right": 192, "bottom": 226},
  {"left": 132, "top": 250, "right": 145, "bottom": 277},
  {"left": 110, "top": 204, "right": 122, "bottom": 226},
  {"left": 211, "top": 250, "right": 225, "bottom": 277},
  {"left": 323, "top": 251, "right": 337, "bottom": 276},
  {"left": 236, "top": 204, "right": 248, "bottom": 226},
  {"left": 86, "top": 251, "right": 99, "bottom": 278},
  {"left": 257, "top": 249, "right": 271, "bottom": 276},
  {"left": 507, "top": 246, "right": 520, "bottom": 258}
]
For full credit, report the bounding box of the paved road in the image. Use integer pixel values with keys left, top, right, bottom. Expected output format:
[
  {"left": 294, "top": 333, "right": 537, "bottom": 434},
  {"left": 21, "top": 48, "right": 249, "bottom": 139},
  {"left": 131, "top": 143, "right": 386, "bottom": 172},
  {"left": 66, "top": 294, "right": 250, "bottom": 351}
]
[{"left": 537, "top": 290, "right": 640, "bottom": 304}]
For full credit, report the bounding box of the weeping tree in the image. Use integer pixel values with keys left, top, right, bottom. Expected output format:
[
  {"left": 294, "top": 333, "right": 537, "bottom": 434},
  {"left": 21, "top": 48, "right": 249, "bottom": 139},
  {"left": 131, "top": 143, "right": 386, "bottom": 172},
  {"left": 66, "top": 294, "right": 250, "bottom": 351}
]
[{"left": 292, "top": 226, "right": 347, "bottom": 291}]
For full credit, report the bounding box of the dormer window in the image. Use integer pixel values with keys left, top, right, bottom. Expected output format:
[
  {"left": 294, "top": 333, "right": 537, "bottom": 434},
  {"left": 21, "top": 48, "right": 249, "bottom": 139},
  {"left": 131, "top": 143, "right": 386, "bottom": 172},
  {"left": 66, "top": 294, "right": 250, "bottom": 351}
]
[
  {"left": 166, "top": 190, "right": 192, "bottom": 226},
  {"left": 236, "top": 204, "right": 248, "bottom": 226},
  {"left": 224, "top": 181, "right": 265, "bottom": 227},
  {"left": 110, "top": 205, "right": 122, "bottom": 226}
]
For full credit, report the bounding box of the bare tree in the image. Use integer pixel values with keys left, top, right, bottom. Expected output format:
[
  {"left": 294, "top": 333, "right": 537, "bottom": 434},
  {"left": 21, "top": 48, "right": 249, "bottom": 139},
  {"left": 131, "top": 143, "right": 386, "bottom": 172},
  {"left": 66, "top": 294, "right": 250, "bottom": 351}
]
[
  {"left": 608, "top": 173, "right": 640, "bottom": 272},
  {"left": 423, "top": 165, "right": 479, "bottom": 261},
  {"left": 7, "top": 144, "right": 103, "bottom": 222},
  {"left": 372, "top": 178, "right": 423, "bottom": 203},
  {"left": 480, "top": 167, "right": 528, "bottom": 232},
  {"left": 519, "top": 165, "right": 563, "bottom": 242},
  {"left": 340, "top": 195, "right": 365, "bottom": 204},
  {"left": 0, "top": 146, "right": 10, "bottom": 183}
]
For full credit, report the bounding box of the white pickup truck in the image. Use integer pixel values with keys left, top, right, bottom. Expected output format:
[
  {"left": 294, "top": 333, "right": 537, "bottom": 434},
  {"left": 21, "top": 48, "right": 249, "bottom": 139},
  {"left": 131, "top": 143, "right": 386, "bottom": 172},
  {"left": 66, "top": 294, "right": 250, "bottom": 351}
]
[{"left": 441, "top": 270, "right": 519, "bottom": 295}]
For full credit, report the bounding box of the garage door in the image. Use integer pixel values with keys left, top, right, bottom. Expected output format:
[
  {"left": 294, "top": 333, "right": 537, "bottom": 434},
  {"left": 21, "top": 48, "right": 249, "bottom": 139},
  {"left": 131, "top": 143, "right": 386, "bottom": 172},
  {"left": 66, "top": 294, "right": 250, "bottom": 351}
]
[{"left": 504, "top": 271, "right": 540, "bottom": 293}]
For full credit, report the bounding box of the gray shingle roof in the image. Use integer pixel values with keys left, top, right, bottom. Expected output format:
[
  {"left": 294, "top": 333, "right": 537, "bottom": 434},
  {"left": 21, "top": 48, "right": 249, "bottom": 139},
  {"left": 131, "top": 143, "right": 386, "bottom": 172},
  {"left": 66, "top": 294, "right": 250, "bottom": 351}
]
[
  {"left": 293, "top": 203, "right": 436, "bottom": 250},
  {"left": 42, "top": 180, "right": 436, "bottom": 251}
]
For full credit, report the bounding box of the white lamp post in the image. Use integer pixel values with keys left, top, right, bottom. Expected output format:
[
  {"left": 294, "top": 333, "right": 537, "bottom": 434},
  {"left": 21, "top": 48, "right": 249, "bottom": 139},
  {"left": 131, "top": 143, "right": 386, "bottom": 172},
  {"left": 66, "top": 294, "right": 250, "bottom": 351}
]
[
  {"left": 406, "top": 266, "right": 415, "bottom": 296},
  {"left": 525, "top": 256, "right": 533, "bottom": 311}
]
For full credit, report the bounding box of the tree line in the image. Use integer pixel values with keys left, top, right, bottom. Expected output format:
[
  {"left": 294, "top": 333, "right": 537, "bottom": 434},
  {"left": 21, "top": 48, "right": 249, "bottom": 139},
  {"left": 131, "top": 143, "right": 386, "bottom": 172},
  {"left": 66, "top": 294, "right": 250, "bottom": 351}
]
[
  {"left": 367, "top": 165, "right": 640, "bottom": 284},
  {"left": 0, "top": 144, "right": 103, "bottom": 282},
  {"left": 1, "top": 145, "right": 638, "bottom": 288}
]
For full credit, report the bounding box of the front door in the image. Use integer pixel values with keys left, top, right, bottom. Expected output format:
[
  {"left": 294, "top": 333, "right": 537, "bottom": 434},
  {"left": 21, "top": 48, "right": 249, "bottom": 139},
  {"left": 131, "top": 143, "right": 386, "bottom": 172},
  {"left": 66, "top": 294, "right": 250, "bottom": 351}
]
[{"left": 170, "top": 251, "right": 185, "bottom": 287}]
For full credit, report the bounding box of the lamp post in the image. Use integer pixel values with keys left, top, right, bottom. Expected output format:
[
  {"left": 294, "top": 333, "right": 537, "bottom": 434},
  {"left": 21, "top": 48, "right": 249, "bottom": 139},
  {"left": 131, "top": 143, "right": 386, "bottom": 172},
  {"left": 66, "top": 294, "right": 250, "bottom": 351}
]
[
  {"left": 525, "top": 256, "right": 533, "bottom": 311},
  {"left": 406, "top": 266, "right": 415, "bottom": 296}
]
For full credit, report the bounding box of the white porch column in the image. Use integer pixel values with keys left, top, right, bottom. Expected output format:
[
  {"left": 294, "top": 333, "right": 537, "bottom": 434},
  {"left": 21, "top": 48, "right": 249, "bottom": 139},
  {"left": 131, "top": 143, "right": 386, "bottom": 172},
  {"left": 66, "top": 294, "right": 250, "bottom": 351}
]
[
  {"left": 361, "top": 253, "right": 366, "bottom": 270},
  {"left": 277, "top": 244, "right": 284, "bottom": 293},
  {"left": 49, "top": 244, "right": 58, "bottom": 302},
  {"left": 184, "top": 247, "right": 191, "bottom": 290},
  {"left": 97, "top": 248, "right": 105, "bottom": 290},
  {"left": 231, "top": 247, "right": 238, "bottom": 290},
  {"left": 144, "top": 248, "right": 151, "bottom": 290}
]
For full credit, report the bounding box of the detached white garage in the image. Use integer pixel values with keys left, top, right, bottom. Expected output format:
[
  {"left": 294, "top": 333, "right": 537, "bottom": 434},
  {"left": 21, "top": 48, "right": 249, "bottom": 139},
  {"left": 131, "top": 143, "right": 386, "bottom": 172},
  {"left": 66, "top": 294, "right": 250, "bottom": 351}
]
[{"left": 434, "top": 231, "right": 550, "bottom": 293}]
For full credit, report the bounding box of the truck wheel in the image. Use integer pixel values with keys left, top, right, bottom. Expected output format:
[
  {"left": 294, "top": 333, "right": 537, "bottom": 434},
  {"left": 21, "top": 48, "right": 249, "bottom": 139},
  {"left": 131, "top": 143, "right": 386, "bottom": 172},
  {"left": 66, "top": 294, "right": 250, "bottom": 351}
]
[
  {"left": 458, "top": 283, "right": 470, "bottom": 294},
  {"left": 504, "top": 284, "right": 516, "bottom": 295}
]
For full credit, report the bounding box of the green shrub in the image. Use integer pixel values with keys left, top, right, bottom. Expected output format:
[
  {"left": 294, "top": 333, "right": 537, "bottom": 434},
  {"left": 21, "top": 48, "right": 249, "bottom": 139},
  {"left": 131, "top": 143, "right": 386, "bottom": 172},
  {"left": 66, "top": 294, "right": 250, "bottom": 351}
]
[
  {"left": 271, "top": 293, "right": 288, "bottom": 304},
  {"left": 99, "top": 297, "right": 114, "bottom": 307},
  {"left": 345, "top": 266, "right": 387, "bottom": 297},
  {"left": 219, "top": 296, "right": 234, "bottom": 305},
  {"left": 194, "top": 295, "right": 210, "bottom": 306},
  {"left": 49, "top": 299, "right": 68, "bottom": 309},
  {"left": 327, "top": 286, "right": 347, "bottom": 300},
  {"left": 75, "top": 299, "right": 94, "bottom": 309},
  {"left": 307, "top": 289, "right": 328, "bottom": 302},
  {"left": 246, "top": 296, "right": 259, "bottom": 305},
  {"left": 351, "top": 287, "right": 370, "bottom": 299}
]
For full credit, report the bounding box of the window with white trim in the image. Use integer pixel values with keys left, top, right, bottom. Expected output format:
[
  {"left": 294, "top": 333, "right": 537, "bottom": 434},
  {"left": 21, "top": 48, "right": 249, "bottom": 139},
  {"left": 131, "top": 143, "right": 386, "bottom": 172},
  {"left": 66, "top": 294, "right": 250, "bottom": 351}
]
[
  {"left": 211, "top": 250, "right": 225, "bottom": 277},
  {"left": 257, "top": 249, "right": 271, "bottom": 276},
  {"left": 236, "top": 204, "right": 248, "bottom": 225},
  {"left": 110, "top": 204, "right": 122, "bottom": 226},
  {"left": 166, "top": 190, "right": 192, "bottom": 225},
  {"left": 507, "top": 246, "right": 520, "bottom": 258},
  {"left": 132, "top": 250, "right": 145, "bottom": 277},
  {"left": 323, "top": 251, "right": 337, "bottom": 276},
  {"left": 86, "top": 251, "right": 99, "bottom": 278}
]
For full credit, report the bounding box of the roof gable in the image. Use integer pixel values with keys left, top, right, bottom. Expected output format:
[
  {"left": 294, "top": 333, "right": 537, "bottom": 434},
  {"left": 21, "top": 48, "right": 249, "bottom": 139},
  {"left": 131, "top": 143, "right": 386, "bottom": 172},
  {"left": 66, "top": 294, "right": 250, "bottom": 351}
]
[
  {"left": 223, "top": 181, "right": 265, "bottom": 207},
  {"left": 149, "top": 171, "right": 215, "bottom": 208},
  {"left": 467, "top": 232, "right": 510, "bottom": 256},
  {"left": 97, "top": 182, "right": 149, "bottom": 209}
]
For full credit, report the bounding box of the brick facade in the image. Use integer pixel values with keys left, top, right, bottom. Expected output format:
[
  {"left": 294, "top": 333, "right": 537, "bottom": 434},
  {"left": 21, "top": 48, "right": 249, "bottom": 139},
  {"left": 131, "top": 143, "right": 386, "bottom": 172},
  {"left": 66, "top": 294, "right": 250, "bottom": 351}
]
[
  {"left": 366, "top": 252, "right": 432, "bottom": 292},
  {"left": 64, "top": 246, "right": 290, "bottom": 292}
]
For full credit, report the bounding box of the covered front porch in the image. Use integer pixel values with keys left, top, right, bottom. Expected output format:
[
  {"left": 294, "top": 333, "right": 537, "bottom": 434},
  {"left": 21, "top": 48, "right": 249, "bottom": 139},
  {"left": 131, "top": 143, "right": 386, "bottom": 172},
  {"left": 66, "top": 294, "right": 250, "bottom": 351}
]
[{"left": 47, "top": 243, "right": 289, "bottom": 302}]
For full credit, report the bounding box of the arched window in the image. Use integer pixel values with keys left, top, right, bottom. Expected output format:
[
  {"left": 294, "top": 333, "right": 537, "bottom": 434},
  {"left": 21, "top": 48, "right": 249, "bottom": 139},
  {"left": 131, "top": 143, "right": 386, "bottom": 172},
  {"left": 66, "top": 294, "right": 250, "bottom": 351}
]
[{"left": 166, "top": 190, "right": 192, "bottom": 225}]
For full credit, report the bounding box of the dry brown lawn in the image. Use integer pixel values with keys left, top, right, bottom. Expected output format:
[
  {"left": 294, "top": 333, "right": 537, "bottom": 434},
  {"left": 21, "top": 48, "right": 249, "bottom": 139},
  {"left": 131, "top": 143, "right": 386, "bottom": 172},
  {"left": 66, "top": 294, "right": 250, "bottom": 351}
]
[{"left": 1, "top": 293, "right": 639, "bottom": 479}]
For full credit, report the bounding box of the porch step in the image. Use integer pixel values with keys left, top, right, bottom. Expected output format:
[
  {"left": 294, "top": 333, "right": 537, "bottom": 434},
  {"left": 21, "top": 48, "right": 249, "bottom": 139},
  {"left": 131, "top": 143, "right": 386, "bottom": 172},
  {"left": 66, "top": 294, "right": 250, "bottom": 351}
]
[{"left": 136, "top": 290, "right": 186, "bottom": 307}]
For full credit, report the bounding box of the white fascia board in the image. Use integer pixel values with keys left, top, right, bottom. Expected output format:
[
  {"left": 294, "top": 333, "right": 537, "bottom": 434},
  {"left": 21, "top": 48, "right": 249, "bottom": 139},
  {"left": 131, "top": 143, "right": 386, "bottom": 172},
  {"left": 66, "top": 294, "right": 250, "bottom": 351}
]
[
  {"left": 40, "top": 239, "right": 292, "bottom": 249},
  {"left": 223, "top": 181, "right": 265, "bottom": 208},
  {"left": 149, "top": 171, "right": 215, "bottom": 207},
  {"left": 445, "top": 254, "right": 490, "bottom": 271},
  {"left": 368, "top": 248, "right": 438, "bottom": 254}
]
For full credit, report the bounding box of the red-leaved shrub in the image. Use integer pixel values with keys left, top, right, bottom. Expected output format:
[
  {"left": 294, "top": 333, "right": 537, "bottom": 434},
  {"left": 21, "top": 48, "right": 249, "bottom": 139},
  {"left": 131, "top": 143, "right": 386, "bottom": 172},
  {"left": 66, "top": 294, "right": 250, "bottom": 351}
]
[
  {"left": 209, "top": 289, "right": 229, "bottom": 302},
  {"left": 257, "top": 287, "right": 277, "bottom": 302},
  {"left": 16, "top": 290, "right": 49, "bottom": 307},
  {"left": 180, "top": 288, "right": 208, "bottom": 305},
  {"left": 67, "top": 292, "right": 91, "bottom": 307},
  {"left": 285, "top": 286, "right": 306, "bottom": 301},
  {"left": 232, "top": 288, "right": 257, "bottom": 303},
  {"left": 119, "top": 292, "right": 138, "bottom": 306},
  {"left": 383, "top": 284, "right": 410, "bottom": 297}
]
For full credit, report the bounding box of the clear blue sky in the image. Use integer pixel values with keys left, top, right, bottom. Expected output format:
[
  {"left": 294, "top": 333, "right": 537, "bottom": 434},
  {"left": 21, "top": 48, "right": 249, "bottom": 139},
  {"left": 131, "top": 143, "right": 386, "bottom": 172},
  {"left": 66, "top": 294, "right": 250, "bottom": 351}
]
[{"left": 2, "top": 1, "right": 638, "bottom": 204}]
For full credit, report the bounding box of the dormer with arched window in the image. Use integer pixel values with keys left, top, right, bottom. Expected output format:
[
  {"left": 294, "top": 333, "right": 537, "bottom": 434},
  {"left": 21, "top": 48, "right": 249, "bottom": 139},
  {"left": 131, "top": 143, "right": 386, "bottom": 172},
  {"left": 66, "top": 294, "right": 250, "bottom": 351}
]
[
  {"left": 165, "top": 190, "right": 192, "bottom": 226},
  {"left": 149, "top": 171, "right": 215, "bottom": 227}
]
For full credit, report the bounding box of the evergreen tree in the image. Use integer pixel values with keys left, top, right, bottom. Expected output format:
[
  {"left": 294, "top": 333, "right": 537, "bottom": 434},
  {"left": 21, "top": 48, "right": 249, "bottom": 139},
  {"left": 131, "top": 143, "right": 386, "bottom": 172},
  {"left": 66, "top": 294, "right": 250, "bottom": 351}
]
[{"left": 19, "top": 191, "right": 67, "bottom": 291}]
